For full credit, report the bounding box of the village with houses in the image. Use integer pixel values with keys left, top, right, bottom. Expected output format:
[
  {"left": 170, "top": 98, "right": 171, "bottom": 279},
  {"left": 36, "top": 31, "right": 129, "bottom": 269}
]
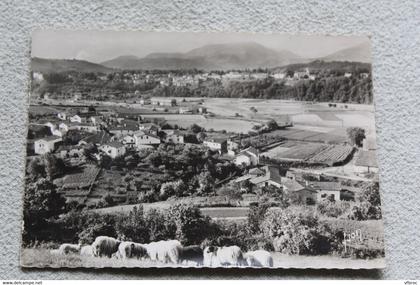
[{"left": 26, "top": 66, "right": 378, "bottom": 210}]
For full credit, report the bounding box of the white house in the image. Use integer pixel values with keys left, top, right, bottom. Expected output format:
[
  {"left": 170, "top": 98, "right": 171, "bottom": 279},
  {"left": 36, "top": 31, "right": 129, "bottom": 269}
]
[
  {"left": 234, "top": 147, "right": 259, "bottom": 166},
  {"left": 344, "top": 72, "right": 352, "bottom": 78},
  {"left": 138, "top": 123, "right": 160, "bottom": 135},
  {"left": 99, "top": 141, "right": 126, "bottom": 159},
  {"left": 34, "top": 136, "right": 62, "bottom": 155},
  {"left": 122, "top": 135, "right": 136, "bottom": 148},
  {"left": 163, "top": 130, "right": 184, "bottom": 144},
  {"left": 233, "top": 147, "right": 259, "bottom": 166},
  {"left": 134, "top": 131, "right": 161, "bottom": 147},
  {"left": 308, "top": 181, "right": 342, "bottom": 202},
  {"left": 272, "top": 73, "right": 286, "bottom": 80},
  {"left": 69, "top": 114, "right": 84, "bottom": 124},
  {"left": 179, "top": 107, "right": 193, "bottom": 114},
  {"left": 140, "top": 97, "right": 152, "bottom": 105},
  {"left": 203, "top": 138, "right": 227, "bottom": 153},
  {"left": 57, "top": 112, "right": 67, "bottom": 120}
]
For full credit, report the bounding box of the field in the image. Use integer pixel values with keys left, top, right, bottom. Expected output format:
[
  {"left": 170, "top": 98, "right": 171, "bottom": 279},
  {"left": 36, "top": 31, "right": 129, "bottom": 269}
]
[
  {"left": 20, "top": 248, "right": 385, "bottom": 269},
  {"left": 262, "top": 142, "right": 327, "bottom": 161},
  {"left": 141, "top": 114, "right": 260, "bottom": 133},
  {"left": 307, "top": 145, "right": 354, "bottom": 165}
]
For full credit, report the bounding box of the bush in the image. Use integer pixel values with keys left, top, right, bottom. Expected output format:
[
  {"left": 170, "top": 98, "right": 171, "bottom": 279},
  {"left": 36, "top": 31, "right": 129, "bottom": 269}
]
[
  {"left": 59, "top": 211, "right": 117, "bottom": 244},
  {"left": 261, "top": 208, "right": 332, "bottom": 255},
  {"left": 316, "top": 200, "right": 352, "bottom": 218},
  {"left": 115, "top": 206, "right": 149, "bottom": 243},
  {"left": 167, "top": 203, "right": 217, "bottom": 245}
]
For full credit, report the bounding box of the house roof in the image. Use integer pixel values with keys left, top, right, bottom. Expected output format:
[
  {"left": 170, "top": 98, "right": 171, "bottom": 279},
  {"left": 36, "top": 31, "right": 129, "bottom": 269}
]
[
  {"left": 204, "top": 137, "right": 227, "bottom": 144},
  {"left": 109, "top": 124, "right": 139, "bottom": 132},
  {"left": 233, "top": 174, "right": 254, "bottom": 183},
  {"left": 249, "top": 166, "right": 282, "bottom": 185},
  {"left": 37, "top": 135, "right": 62, "bottom": 142},
  {"left": 82, "top": 131, "right": 112, "bottom": 145},
  {"left": 354, "top": 150, "right": 378, "bottom": 168},
  {"left": 103, "top": 141, "right": 125, "bottom": 148},
  {"left": 307, "top": 181, "right": 342, "bottom": 192},
  {"left": 56, "top": 144, "right": 82, "bottom": 151},
  {"left": 248, "top": 168, "right": 264, "bottom": 175},
  {"left": 241, "top": 146, "right": 258, "bottom": 156},
  {"left": 281, "top": 178, "right": 307, "bottom": 192}
]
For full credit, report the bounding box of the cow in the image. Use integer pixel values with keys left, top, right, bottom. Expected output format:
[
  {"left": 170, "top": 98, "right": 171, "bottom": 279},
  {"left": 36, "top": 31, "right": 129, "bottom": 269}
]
[
  {"left": 178, "top": 245, "right": 203, "bottom": 265},
  {"left": 203, "top": 245, "right": 244, "bottom": 267},
  {"left": 80, "top": 245, "right": 94, "bottom": 257},
  {"left": 56, "top": 243, "right": 81, "bottom": 255},
  {"left": 145, "top": 240, "right": 181, "bottom": 264},
  {"left": 117, "top": 241, "right": 134, "bottom": 259},
  {"left": 243, "top": 250, "right": 273, "bottom": 267},
  {"left": 131, "top": 242, "right": 148, "bottom": 259},
  {"left": 91, "top": 236, "right": 121, "bottom": 258}
]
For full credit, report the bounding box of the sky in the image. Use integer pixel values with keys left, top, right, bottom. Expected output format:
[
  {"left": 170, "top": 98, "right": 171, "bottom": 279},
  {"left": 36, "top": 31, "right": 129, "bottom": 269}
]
[{"left": 31, "top": 30, "right": 371, "bottom": 63}]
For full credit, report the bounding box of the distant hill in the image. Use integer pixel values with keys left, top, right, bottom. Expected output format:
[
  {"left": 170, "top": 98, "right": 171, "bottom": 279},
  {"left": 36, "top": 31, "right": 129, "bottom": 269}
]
[
  {"left": 31, "top": 57, "right": 114, "bottom": 74},
  {"left": 101, "top": 42, "right": 308, "bottom": 70},
  {"left": 321, "top": 42, "right": 371, "bottom": 63},
  {"left": 274, "top": 60, "right": 372, "bottom": 73}
]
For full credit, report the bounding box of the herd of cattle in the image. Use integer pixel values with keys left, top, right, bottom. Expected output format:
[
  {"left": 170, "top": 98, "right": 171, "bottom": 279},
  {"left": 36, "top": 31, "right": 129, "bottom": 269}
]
[{"left": 51, "top": 236, "right": 274, "bottom": 267}]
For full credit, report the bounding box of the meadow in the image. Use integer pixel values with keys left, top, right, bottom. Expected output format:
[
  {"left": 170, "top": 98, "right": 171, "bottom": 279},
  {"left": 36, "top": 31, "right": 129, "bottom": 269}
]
[{"left": 20, "top": 248, "right": 385, "bottom": 269}]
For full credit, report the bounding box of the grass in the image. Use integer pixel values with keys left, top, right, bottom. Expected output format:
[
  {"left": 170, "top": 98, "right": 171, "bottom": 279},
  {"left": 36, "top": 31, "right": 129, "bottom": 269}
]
[{"left": 20, "top": 248, "right": 385, "bottom": 269}]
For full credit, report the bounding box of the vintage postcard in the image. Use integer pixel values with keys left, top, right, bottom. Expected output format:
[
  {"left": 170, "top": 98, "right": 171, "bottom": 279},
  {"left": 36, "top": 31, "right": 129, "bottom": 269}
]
[{"left": 21, "top": 31, "right": 385, "bottom": 269}]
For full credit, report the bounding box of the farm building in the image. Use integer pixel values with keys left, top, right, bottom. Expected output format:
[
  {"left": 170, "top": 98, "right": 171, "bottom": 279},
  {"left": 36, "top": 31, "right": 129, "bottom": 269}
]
[
  {"left": 139, "top": 123, "right": 160, "bottom": 135},
  {"left": 234, "top": 165, "right": 283, "bottom": 191},
  {"left": 108, "top": 124, "right": 139, "bottom": 136},
  {"left": 134, "top": 131, "right": 161, "bottom": 147},
  {"left": 308, "top": 181, "right": 342, "bottom": 202},
  {"left": 234, "top": 147, "right": 259, "bottom": 167},
  {"left": 162, "top": 129, "right": 185, "bottom": 144},
  {"left": 99, "top": 141, "right": 126, "bottom": 158},
  {"left": 203, "top": 138, "right": 228, "bottom": 154},
  {"left": 282, "top": 179, "right": 317, "bottom": 205},
  {"left": 56, "top": 145, "right": 84, "bottom": 159},
  {"left": 354, "top": 150, "right": 379, "bottom": 174},
  {"left": 34, "top": 136, "right": 62, "bottom": 155}
]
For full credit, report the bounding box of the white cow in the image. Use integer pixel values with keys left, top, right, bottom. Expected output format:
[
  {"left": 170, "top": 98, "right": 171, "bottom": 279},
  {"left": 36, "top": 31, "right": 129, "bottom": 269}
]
[
  {"left": 243, "top": 250, "right": 273, "bottom": 267},
  {"left": 203, "top": 246, "right": 244, "bottom": 267}
]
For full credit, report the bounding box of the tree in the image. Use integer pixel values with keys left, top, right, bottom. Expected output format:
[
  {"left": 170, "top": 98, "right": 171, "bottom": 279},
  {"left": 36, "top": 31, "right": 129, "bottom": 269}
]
[
  {"left": 247, "top": 203, "right": 270, "bottom": 234},
  {"left": 266, "top": 119, "right": 278, "bottom": 130},
  {"left": 346, "top": 127, "right": 365, "bottom": 147},
  {"left": 115, "top": 206, "right": 149, "bottom": 243},
  {"left": 167, "top": 204, "right": 213, "bottom": 245},
  {"left": 358, "top": 182, "right": 382, "bottom": 219},
  {"left": 43, "top": 154, "right": 65, "bottom": 180},
  {"left": 197, "top": 171, "right": 215, "bottom": 195},
  {"left": 22, "top": 178, "right": 66, "bottom": 244},
  {"left": 145, "top": 208, "right": 176, "bottom": 242},
  {"left": 26, "top": 158, "right": 45, "bottom": 179},
  {"left": 189, "top": 123, "right": 204, "bottom": 134}
]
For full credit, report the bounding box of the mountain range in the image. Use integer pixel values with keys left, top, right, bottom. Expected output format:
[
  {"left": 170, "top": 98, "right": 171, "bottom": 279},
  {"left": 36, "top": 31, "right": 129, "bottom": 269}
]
[{"left": 31, "top": 41, "right": 371, "bottom": 73}]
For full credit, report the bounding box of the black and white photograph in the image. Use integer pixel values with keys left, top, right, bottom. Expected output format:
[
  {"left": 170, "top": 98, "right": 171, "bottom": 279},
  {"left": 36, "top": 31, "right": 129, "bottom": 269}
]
[{"left": 21, "top": 31, "right": 385, "bottom": 269}]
